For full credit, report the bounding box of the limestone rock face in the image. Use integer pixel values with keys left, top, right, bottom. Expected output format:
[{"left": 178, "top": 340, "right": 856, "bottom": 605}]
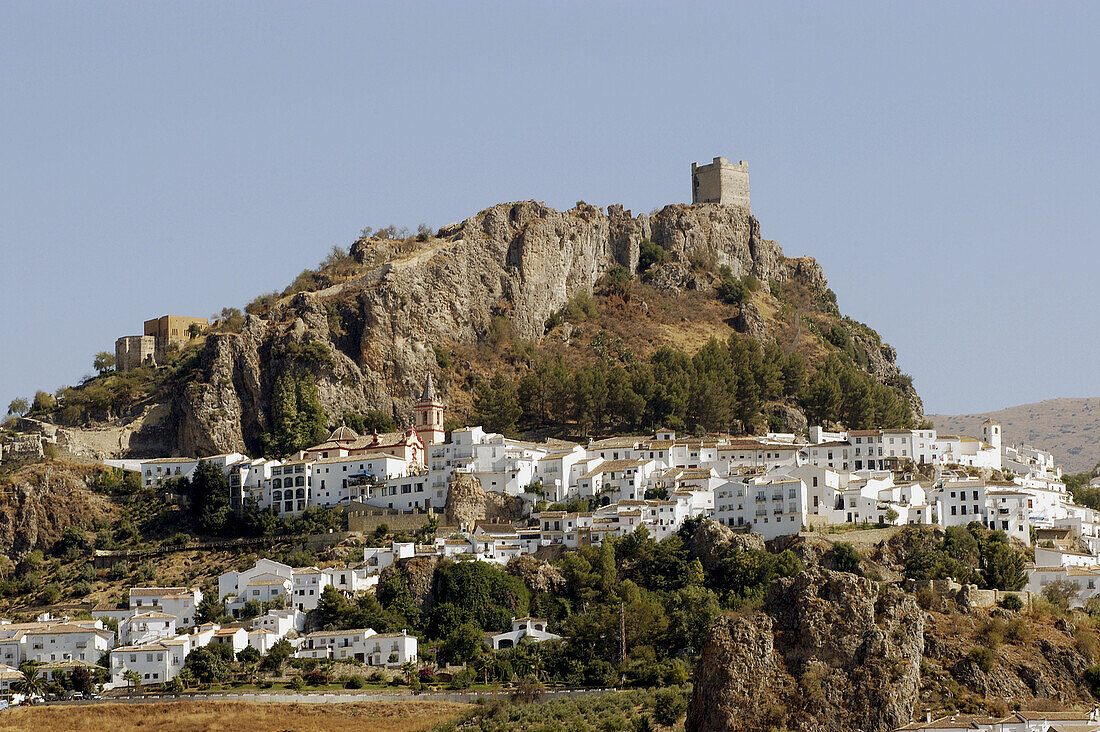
[
  {"left": 0, "top": 463, "right": 114, "bottom": 562},
  {"left": 687, "top": 567, "right": 924, "bottom": 732},
  {"left": 506, "top": 553, "right": 566, "bottom": 595},
  {"left": 174, "top": 295, "right": 378, "bottom": 456},
  {"left": 444, "top": 473, "right": 521, "bottom": 528},
  {"left": 379, "top": 554, "right": 440, "bottom": 614},
  {"left": 732, "top": 300, "right": 768, "bottom": 340},
  {"left": 101, "top": 199, "right": 916, "bottom": 456},
  {"left": 685, "top": 517, "right": 765, "bottom": 574}
]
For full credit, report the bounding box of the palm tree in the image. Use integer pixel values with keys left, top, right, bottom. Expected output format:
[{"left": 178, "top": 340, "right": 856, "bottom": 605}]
[
  {"left": 177, "top": 667, "right": 195, "bottom": 690},
  {"left": 320, "top": 658, "right": 336, "bottom": 684},
  {"left": 400, "top": 661, "right": 416, "bottom": 684},
  {"left": 123, "top": 669, "right": 143, "bottom": 692},
  {"left": 243, "top": 662, "right": 260, "bottom": 686},
  {"left": 15, "top": 662, "right": 45, "bottom": 699},
  {"left": 473, "top": 655, "right": 492, "bottom": 686}
]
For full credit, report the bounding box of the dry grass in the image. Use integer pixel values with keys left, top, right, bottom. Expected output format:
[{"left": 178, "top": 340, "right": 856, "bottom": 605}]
[{"left": 2, "top": 700, "right": 470, "bottom": 732}]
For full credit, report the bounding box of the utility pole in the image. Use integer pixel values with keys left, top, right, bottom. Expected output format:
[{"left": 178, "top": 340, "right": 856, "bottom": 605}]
[{"left": 619, "top": 601, "right": 626, "bottom": 663}]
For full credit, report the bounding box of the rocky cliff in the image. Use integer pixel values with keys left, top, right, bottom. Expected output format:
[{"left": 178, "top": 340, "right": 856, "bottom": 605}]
[
  {"left": 64, "top": 200, "right": 919, "bottom": 457},
  {"left": 0, "top": 462, "right": 115, "bottom": 562},
  {"left": 687, "top": 567, "right": 925, "bottom": 732}
]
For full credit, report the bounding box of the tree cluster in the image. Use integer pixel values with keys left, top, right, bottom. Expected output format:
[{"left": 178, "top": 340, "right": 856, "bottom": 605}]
[
  {"left": 262, "top": 367, "right": 327, "bottom": 457},
  {"left": 477, "top": 333, "right": 909, "bottom": 437},
  {"left": 904, "top": 523, "right": 1027, "bottom": 591}
]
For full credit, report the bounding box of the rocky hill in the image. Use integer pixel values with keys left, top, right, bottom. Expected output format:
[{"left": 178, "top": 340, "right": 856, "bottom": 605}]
[
  {"left": 32, "top": 200, "right": 922, "bottom": 458},
  {"left": 929, "top": 398, "right": 1100, "bottom": 474}
]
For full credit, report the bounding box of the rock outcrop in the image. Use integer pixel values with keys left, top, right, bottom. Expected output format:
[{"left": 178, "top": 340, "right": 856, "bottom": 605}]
[
  {"left": 685, "top": 517, "right": 765, "bottom": 574},
  {"left": 444, "top": 473, "right": 521, "bottom": 527},
  {"left": 378, "top": 554, "right": 440, "bottom": 614},
  {"left": 174, "top": 294, "right": 379, "bottom": 456},
  {"left": 46, "top": 200, "right": 920, "bottom": 457},
  {"left": 506, "top": 554, "right": 567, "bottom": 595},
  {"left": 0, "top": 462, "right": 115, "bottom": 562},
  {"left": 688, "top": 567, "right": 924, "bottom": 732}
]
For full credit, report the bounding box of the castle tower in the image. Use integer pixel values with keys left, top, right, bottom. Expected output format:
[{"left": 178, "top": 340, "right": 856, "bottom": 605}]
[
  {"left": 413, "top": 373, "right": 446, "bottom": 446},
  {"left": 981, "top": 419, "right": 1001, "bottom": 454},
  {"left": 691, "top": 157, "right": 750, "bottom": 211}
]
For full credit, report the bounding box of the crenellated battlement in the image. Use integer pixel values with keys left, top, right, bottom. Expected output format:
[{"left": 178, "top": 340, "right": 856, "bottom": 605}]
[{"left": 691, "top": 156, "right": 750, "bottom": 210}]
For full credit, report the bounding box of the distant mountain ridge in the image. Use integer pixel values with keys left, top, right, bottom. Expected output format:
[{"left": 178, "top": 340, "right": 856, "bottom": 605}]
[{"left": 929, "top": 397, "right": 1100, "bottom": 474}]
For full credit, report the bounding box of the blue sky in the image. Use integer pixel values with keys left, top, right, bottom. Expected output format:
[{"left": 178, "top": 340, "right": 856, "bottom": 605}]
[{"left": 1, "top": 2, "right": 1097, "bottom": 416}]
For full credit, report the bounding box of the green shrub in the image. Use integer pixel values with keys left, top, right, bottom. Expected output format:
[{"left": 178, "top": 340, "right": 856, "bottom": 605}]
[
  {"left": 716, "top": 276, "right": 746, "bottom": 305},
  {"left": 832, "top": 543, "right": 861, "bottom": 574},
  {"left": 344, "top": 674, "right": 365, "bottom": 689},
  {"left": 638, "top": 239, "right": 667, "bottom": 272},
  {"left": 1086, "top": 664, "right": 1100, "bottom": 698},
  {"left": 651, "top": 687, "right": 688, "bottom": 727},
  {"left": 1004, "top": 617, "right": 1031, "bottom": 644},
  {"left": 563, "top": 291, "right": 598, "bottom": 322},
  {"left": 967, "top": 646, "right": 995, "bottom": 673},
  {"left": 1000, "top": 593, "right": 1024, "bottom": 611}
]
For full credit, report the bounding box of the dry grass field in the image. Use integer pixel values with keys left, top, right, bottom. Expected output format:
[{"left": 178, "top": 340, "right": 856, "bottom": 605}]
[{"left": 0, "top": 700, "right": 470, "bottom": 732}]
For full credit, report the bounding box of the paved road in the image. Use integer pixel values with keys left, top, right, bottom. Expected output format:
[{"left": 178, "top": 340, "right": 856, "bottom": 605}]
[{"left": 47, "top": 687, "right": 623, "bottom": 707}]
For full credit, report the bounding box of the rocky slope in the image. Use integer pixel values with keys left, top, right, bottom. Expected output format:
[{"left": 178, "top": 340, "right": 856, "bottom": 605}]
[
  {"left": 54, "top": 200, "right": 920, "bottom": 457},
  {"left": 0, "top": 461, "right": 115, "bottom": 562},
  {"left": 930, "top": 398, "right": 1100, "bottom": 474}
]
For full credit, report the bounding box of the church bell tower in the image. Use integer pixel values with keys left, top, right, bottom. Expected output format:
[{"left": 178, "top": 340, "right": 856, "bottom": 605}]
[{"left": 413, "top": 373, "right": 446, "bottom": 446}]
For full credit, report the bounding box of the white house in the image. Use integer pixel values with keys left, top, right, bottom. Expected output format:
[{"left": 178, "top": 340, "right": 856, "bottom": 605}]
[
  {"left": 490, "top": 617, "right": 561, "bottom": 650},
  {"left": 121, "top": 611, "right": 177, "bottom": 646},
  {"left": 252, "top": 608, "right": 305, "bottom": 637},
  {"left": 21, "top": 622, "right": 114, "bottom": 664},
  {"left": 219, "top": 559, "right": 294, "bottom": 618},
  {"left": 294, "top": 628, "right": 377, "bottom": 661},
  {"left": 291, "top": 567, "right": 331, "bottom": 612},
  {"left": 1026, "top": 564, "right": 1100, "bottom": 607},
  {"left": 714, "top": 473, "right": 809, "bottom": 540},
  {"left": 208, "top": 626, "right": 249, "bottom": 655},
  {"left": 109, "top": 635, "right": 192, "bottom": 688},
  {"left": 266, "top": 459, "right": 314, "bottom": 516},
  {"left": 140, "top": 458, "right": 200, "bottom": 489},
  {"left": 363, "top": 542, "right": 417, "bottom": 573},
  {"left": 129, "top": 587, "right": 202, "bottom": 628},
  {"left": 311, "top": 453, "right": 410, "bottom": 507},
  {"left": 365, "top": 630, "right": 417, "bottom": 667}
]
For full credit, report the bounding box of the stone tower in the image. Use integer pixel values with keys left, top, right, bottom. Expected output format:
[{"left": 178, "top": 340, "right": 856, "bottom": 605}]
[
  {"left": 413, "top": 373, "right": 446, "bottom": 446},
  {"left": 691, "top": 157, "right": 750, "bottom": 211}
]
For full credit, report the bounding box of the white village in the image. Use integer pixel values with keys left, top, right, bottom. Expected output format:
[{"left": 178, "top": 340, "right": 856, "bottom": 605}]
[{"left": 1, "top": 368, "right": 1095, "bottom": 717}]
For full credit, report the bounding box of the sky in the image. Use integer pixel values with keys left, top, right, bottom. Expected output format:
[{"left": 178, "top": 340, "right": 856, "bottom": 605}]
[{"left": 1, "top": 1, "right": 1097, "bottom": 416}]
